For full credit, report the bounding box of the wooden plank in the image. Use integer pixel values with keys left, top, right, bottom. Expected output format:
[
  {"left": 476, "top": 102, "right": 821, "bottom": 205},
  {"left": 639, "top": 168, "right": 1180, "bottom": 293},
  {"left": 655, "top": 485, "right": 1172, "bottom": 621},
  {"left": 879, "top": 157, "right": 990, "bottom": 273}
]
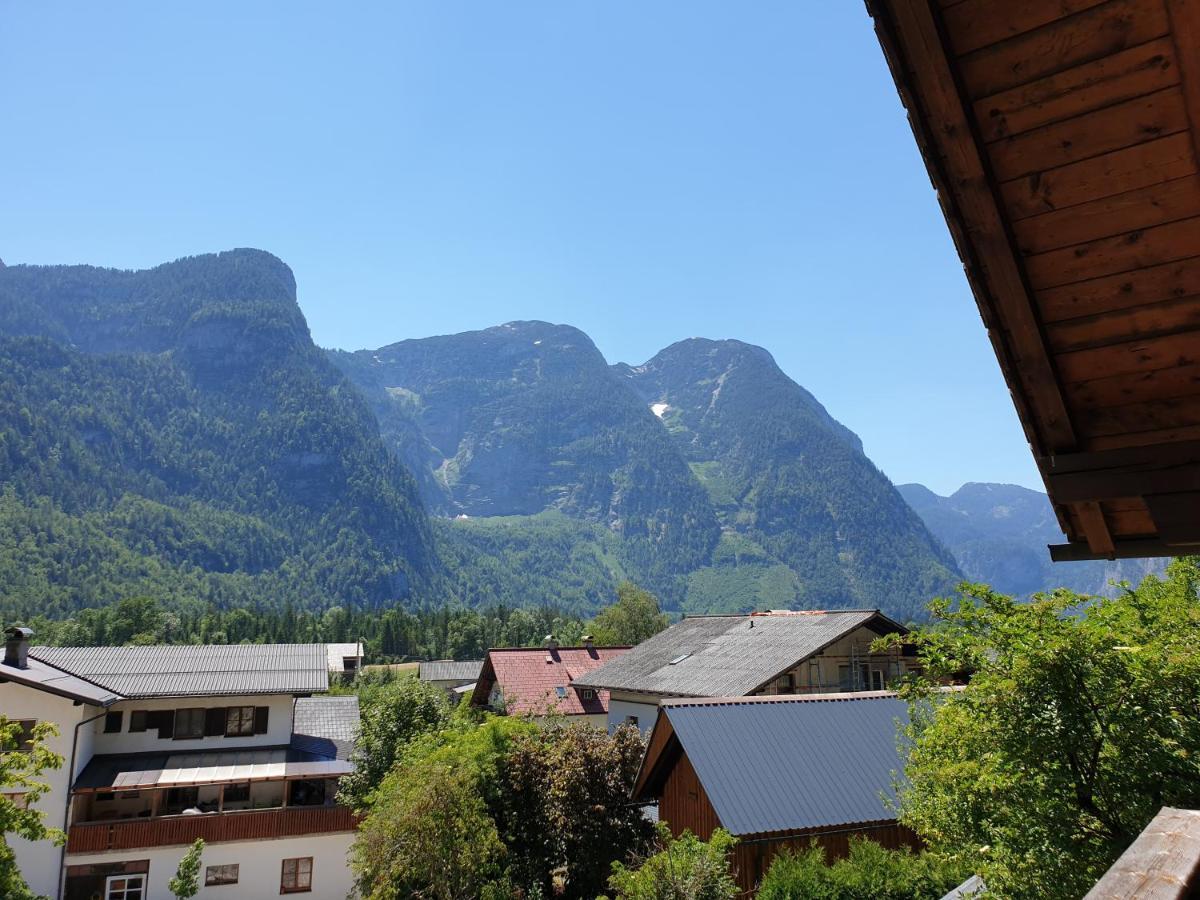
[
  {"left": 1046, "top": 458, "right": 1200, "bottom": 500},
  {"left": 987, "top": 87, "right": 1190, "bottom": 182},
  {"left": 1090, "top": 423, "right": 1200, "bottom": 450},
  {"left": 1067, "top": 504, "right": 1156, "bottom": 537},
  {"left": 1001, "top": 132, "right": 1196, "bottom": 220},
  {"left": 1145, "top": 491, "right": 1200, "bottom": 542},
  {"left": 1066, "top": 360, "right": 1200, "bottom": 407},
  {"left": 1014, "top": 175, "right": 1200, "bottom": 255},
  {"left": 1048, "top": 293, "right": 1200, "bottom": 352},
  {"left": 876, "top": 0, "right": 1078, "bottom": 452},
  {"left": 1041, "top": 439, "right": 1200, "bottom": 473},
  {"left": 959, "top": 0, "right": 1171, "bottom": 100},
  {"left": 976, "top": 36, "right": 1179, "bottom": 142},
  {"left": 1050, "top": 537, "right": 1200, "bottom": 559},
  {"left": 943, "top": 0, "right": 1113, "bottom": 57},
  {"left": 1166, "top": 0, "right": 1200, "bottom": 166},
  {"left": 1085, "top": 807, "right": 1200, "bottom": 899},
  {"left": 1027, "top": 215, "right": 1200, "bottom": 288},
  {"left": 1078, "top": 393, "right": 1200, "bottom": 436},
  {"left": 1057, "top": 328, "right": 1200, "bottom": 381},
  {"left": 1076, "top": 500, "right": 1118, "bottom": 552},
  {"left": 1037, "top": 254, "right": 1200, "bottom": 322}
]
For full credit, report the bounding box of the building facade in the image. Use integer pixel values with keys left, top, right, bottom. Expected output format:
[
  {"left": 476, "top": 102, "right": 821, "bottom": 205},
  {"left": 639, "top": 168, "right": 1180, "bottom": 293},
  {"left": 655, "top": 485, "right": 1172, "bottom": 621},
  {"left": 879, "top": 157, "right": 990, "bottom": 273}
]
[{"left": 1, "top": 628, "right": 359, "bottom": 900}]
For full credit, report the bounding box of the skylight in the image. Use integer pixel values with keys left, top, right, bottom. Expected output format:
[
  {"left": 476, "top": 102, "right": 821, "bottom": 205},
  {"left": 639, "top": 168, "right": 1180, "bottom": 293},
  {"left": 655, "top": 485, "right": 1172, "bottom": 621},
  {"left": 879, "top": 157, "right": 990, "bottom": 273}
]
[
  {"left": 669, "top": 653, "right": 691, "bottom": 665},
  {"left": 555, "top": 686, "right": 568, "bottom": 698}
]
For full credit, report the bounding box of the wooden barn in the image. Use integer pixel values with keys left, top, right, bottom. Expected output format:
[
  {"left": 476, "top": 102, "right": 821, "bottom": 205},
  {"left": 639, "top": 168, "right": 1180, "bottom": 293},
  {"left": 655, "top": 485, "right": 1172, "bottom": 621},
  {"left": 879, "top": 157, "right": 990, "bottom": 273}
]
[
  {"left": 866, "top": 0, "right": 1200, "bottom": 561},
  {"left": 632, "top": 693, "right": 918, "bottom": 894}
]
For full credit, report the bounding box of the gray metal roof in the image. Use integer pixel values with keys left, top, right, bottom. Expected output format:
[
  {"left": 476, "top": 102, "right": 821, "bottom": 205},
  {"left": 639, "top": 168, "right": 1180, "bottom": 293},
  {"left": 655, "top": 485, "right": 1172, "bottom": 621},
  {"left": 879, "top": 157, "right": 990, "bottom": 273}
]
[
  {"left": 30, "top": 644, "right": 329, "bottom": 698},
  {"left": 941, "top": 876, "right": 986, "bottom": 899},
  {"left": 575, "top": 611, "right": 896, "bottom": 697},
  {"left": 0, "top": 656, "right": 121, "bottom": 706},
  {"left": 291, "top": 696, "right": 359, "bottom": 761},
  {"left": 657, "top": 693, "right": 909, "bottom": 836},
  {"left": 419, "top": 659, "right": 484, "bottom": 683}
]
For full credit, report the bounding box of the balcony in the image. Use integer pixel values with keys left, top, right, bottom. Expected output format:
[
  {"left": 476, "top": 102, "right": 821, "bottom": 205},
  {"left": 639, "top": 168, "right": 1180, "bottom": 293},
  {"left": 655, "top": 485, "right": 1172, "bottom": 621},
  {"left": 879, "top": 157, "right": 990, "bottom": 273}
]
[{"left": 66, "top": 805, "right": 359, "bottom": 853}]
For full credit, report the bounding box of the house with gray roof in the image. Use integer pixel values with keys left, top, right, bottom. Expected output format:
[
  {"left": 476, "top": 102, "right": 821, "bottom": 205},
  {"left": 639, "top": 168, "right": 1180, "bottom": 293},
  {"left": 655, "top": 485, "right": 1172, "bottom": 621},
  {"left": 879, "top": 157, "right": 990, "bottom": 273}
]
[
  {"left": 418, "top": 659, "right": 484, "bottom": 695},
  {"left": 573, "top": 609, "right": 913, "bottom": 734},
  {"left": 1, "top": 627, "right": 361, "bottom": 900},
  {"left": 632, "top": 692, "right": 916, "bottom": 893}
]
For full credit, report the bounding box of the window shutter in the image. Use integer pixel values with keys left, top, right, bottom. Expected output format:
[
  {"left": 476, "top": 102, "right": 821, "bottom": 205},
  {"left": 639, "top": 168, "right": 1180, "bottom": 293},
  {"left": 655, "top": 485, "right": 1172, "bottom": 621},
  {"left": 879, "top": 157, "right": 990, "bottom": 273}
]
[
  {"left": 205, "top": 708, "right": 226, "bottom": 737},
  {"left": 254, "top": 706, "right": 269, "bottom": 735},
  {"left": 156, "top": 710, "right": 175, "bottom": 740}
]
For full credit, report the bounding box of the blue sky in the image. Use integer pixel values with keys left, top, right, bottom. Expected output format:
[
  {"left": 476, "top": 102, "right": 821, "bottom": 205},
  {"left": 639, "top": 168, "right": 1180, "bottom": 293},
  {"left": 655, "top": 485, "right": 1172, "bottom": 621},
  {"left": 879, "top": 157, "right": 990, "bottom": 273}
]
[{"left": 0, "top": 2, "right": 1041, "bottom": 495}]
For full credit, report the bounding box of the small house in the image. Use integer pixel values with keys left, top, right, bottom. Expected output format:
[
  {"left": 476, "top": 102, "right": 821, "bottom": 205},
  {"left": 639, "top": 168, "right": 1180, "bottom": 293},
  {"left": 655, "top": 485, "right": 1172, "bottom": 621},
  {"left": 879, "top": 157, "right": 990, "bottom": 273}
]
[{"left": 633, "top": 692, "right": 917, "bottom": 893}]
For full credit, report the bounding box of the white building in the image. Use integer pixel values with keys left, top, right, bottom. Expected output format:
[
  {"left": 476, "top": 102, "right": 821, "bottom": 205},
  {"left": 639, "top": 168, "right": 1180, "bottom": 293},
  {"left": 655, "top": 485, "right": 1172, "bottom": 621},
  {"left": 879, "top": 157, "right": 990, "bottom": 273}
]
[
  {"left": 573, "top": 609, "right": 916, "bottom": 735},
  {"left": 0, "top": 627, "right": 360, "bottom": 900}
]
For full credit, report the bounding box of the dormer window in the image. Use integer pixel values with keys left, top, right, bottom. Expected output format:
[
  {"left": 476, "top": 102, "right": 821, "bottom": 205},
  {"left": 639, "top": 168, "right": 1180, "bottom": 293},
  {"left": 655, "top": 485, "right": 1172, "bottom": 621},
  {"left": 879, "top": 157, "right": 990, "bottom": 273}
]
[{"left": 580, "top": 688, "right": 596, "bottom": 701}]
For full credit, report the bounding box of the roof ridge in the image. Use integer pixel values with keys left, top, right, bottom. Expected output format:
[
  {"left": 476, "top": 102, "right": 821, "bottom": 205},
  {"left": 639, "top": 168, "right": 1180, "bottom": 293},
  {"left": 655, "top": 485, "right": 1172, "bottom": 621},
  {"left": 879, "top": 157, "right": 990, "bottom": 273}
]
[
  {"left": 484, "top": 645, "right": 633, "bottom": 652},
  {"left": 662, "top": 690, "right": 900, "bottom": 708}
]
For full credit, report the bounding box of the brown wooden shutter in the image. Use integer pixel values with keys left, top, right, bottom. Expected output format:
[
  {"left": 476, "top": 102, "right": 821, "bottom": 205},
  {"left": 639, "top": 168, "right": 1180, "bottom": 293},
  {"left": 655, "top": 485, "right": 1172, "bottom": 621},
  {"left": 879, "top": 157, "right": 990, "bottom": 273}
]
[
  {"left": 205, "top": 708, "right": 226, "bottom": 737},
  {"left": 254, "top": 707, "right": 269, "bottom": 734}
]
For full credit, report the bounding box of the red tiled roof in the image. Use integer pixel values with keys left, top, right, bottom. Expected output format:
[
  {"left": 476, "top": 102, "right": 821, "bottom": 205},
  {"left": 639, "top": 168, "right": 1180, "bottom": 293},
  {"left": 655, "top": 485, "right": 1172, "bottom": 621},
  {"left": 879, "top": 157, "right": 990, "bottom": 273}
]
[{"left": 472, "top": 646, "right": 631, "bottom": 717}]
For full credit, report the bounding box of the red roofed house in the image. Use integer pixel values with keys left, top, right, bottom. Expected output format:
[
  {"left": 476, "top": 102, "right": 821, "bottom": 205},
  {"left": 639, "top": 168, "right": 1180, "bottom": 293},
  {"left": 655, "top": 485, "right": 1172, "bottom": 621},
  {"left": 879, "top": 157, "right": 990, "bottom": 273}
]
[{"left": 470, "top": 635, "right": 631, "bottom": 727}]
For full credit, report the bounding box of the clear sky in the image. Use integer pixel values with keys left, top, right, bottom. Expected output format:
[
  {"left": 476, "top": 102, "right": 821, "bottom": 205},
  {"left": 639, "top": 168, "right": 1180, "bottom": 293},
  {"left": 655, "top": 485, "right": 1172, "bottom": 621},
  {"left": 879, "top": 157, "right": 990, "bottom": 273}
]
[{"left": 0, "top": 2, "right": 1043, "bottom": 495}]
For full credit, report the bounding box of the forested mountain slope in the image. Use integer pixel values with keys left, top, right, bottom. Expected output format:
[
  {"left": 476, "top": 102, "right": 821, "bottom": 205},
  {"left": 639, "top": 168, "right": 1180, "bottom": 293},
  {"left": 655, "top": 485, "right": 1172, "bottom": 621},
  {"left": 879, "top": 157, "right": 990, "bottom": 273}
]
[
  {"left": 333, "top": 326, "right": 962, "bottom": 619},
  {"left": 0, "top": 250, "right": 436, "bottom": 620},
  {"left": 898, "top": 482, "right": 1165, "bottom": 597},
  {"left": 616, "top": 339, "right": 962, "bottom": 613}
]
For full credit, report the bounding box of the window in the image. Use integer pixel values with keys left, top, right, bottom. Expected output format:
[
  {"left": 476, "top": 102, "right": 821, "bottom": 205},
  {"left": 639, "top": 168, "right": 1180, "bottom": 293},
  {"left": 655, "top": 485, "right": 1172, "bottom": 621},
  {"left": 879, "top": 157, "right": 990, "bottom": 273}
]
[
  {"left": 174, "top": 708, "right": 205, "bottom": 740},
  {"left": 554, "top": 686, "right": 568, "bottom": 699},
  {"left": 104, "top": 711, "right": 123, "bottom": 734},
  {"left": 868, "top": 668, "right": 885, "bottom": 691},
  {"left": 281, "top": 857, "right": 313, "bottom": 893},
  {"left": 3, "top": 720, "right": 36, "bottom": 752},
  {"left": 205, "top": 864, "right": 240, "bottom": 886},
  {"left": 776, "top": 672, "right": 795, "bottom": 694},
  {"left": 580, "top": 688, "right": 595, "bottom": 700},
  {"left": 224, "top": 782, "right": 250, "bottom": 803},
  {"left": 624, "top": 715, "right": 638, "bottom": 727},
  {"left": 105, "top": 873, "right": 145, "bottom": 900},
  {"left": 129, "top": 710, "right": 147, "bottom": 733},
  {"left": 226, "top": 706, "right": 256, "bottom": 737}
]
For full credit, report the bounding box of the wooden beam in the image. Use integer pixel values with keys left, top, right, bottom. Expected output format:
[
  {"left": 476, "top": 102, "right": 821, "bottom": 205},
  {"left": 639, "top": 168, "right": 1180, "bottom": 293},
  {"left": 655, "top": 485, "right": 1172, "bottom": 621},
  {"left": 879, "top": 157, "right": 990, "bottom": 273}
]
[
  {"left": 1144, "top": 491, "right": 1200, "bottom": 542},
  {"left": 1076, "top": 501, "right": 1117, "bottom": 556},
  {"left": 1084, "top": 807, "right": 1200, "bottom": 899},
  {"left": 1040, "top": 439, "right": 1200, "bottom": 473},
  {"left": 869, "top": 0, "right": 1078, "bottom": 455},
  {"left": 1049, "top": 537, "right": 1200, "bottom": 561},
  {"left": 1047, "top": 464, "right": 1200, "bottom": 502},
  {"left": 1165, "top": 0, "right": 1200, "bottom": 168}
]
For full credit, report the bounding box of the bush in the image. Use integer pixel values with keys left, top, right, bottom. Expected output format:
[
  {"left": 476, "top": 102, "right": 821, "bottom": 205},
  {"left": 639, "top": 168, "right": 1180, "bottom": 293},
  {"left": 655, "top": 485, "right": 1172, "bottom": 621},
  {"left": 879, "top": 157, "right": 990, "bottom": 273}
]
[
  {"left": 607, "top": 824, "right": 739, "bottom": 900},
  {"left": 756, "top": 838, "right": 968, "bottom": 900}
]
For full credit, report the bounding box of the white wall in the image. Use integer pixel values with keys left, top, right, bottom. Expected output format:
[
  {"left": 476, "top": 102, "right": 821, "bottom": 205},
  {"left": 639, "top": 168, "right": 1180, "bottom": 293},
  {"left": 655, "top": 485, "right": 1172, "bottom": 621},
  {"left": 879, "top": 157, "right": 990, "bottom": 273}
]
[
  {"left": 66, "top": 832, "right": 355, "bottom": 900},
  {"left": 90, "top": 695, "right": 296, "bottom": 755},
  {"left": 606, "top": 693, "right": 660, "bottom": 736},
  {"left": 0, "top": 681, "right": 100, "bottom": 899}
]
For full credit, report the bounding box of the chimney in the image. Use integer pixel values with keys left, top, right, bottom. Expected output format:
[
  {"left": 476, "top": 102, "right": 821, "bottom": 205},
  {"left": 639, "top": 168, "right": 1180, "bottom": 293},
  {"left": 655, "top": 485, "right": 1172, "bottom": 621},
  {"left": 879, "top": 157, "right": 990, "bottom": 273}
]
[
  {"left": 544, "top": 634, "right": 559, "bottom": 651},
  {"left": 4, "top": 626, "right": 32, "bottom": 670},
  {"left": 582, "top": 634, "right": 596, "bottom": 657}
]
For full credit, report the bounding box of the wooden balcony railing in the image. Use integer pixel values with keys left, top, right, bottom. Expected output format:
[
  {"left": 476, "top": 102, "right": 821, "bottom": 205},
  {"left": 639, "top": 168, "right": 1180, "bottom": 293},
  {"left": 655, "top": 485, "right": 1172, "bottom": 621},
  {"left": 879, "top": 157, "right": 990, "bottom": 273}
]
[{"left": 66, "top": 805, "right": 359, "bottom": 853}]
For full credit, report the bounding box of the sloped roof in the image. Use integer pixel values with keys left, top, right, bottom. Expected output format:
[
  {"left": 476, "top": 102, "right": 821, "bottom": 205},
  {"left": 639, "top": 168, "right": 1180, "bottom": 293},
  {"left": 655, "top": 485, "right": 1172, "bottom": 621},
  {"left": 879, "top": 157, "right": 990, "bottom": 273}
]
[
  {"left": 74, "top": 747, "right": 352, "bottom": 792},
  {"left": 0, "top": 654, "right": 121, "bottom": 706},
  {"left": 575, "top": 610, "right": 902, "bottom": 697},
  {"left": 419, "top": 660, "right": 484, "bottom": 683},
  {"left": 291, "top": 695, "right": 359, "bottom": 761},
  {"left": 31, "top": 644, "right": 329, "bottom": 698},
  {"left": 634, "top": 693, "right": 909, "bottom": 836},
  {"left": 471, "top": 646, "right": 630, "bottom": 717}
]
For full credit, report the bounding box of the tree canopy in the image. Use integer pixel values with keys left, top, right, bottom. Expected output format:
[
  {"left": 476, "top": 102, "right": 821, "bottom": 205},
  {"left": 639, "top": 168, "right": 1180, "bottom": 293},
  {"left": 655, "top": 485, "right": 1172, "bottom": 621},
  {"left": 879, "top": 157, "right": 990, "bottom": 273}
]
[
  {"left": 885, "top": 558, "right": 1200, "bottom": 899},
  {"left": 0, "top": 719, "right": 64, "bottom": 900},
  {"left": 589, "top": 582, "right": 669, "bottom": 647}
]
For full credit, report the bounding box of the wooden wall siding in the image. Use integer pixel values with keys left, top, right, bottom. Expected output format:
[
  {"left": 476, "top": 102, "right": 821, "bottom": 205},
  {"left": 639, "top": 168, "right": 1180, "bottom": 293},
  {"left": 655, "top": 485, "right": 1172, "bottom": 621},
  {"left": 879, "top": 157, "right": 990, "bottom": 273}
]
[
  {"left": 65, "top": 806, "right": 359, "bottom": 853},
  {"left": 658, "top": 752, "right": 722, "bottom": 843},
  {"left": 731, "top": 823, "right": 921, "bottom": 895},
  {"left": 869, "top": 0, "right": 1200, "bottom": 558}
]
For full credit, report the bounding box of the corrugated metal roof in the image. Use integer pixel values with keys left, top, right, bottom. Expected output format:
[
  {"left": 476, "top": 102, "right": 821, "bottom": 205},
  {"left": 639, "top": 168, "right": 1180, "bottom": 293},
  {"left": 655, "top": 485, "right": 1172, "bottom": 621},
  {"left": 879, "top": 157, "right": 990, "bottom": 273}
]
[
  {"left": 941, "top": 875, "right": 986, "bottom": 899},
  {"left": 419, "top": 660, "right": 484, "bottom": 683},
  {"left": 0, "top": 656, "right": 122, "bottom": 706},
  {"left": 657, "top": 692, "right": 909, "bottom": 836},
  {"left": 575, "top": 610, "right": 895, "bottom": 697},
  {"left": 31, "top": 644, "right": 328, "bottom": 698}
]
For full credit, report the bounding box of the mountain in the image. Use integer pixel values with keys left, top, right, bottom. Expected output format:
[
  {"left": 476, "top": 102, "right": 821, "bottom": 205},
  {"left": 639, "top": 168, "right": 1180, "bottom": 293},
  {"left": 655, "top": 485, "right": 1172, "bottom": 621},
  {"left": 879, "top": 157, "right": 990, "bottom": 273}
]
[
  {"left": 0, "top": 250, "right": 436, "bottom": 621},
  {"left": 328, "top": 322, "right": 723, "bottom": 599},
  {"left": 332, "top": 327, "right": 962, "bottom": 619},
  {"left": 898, "top": 482, "right": 1166, "bottom": 596},
  {"left": 617, "top": 339, "right": 962, "bottom": 613}
]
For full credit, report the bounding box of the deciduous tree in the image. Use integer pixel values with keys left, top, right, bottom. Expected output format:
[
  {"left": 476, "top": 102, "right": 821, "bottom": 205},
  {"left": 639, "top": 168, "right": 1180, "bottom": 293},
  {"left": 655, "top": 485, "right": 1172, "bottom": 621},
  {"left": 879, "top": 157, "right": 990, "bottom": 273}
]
[{"left": 0, "top": 719, "right": 65, "bottom": 900}]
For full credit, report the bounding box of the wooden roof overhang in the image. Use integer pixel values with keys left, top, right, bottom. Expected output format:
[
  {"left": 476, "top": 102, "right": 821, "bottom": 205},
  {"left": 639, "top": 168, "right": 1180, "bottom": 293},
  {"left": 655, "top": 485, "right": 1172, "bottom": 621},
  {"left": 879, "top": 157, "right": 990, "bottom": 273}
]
[{"left": 866, "top": 0, "right": 1200, "bottom": 561}]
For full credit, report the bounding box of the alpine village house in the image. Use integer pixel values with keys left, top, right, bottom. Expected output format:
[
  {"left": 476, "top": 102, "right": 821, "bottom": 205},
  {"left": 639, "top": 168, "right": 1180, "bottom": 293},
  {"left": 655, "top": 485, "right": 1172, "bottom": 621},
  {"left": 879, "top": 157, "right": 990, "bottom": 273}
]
[{"left": 1, "top": 627, "right": 359, "bottom": 900}]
